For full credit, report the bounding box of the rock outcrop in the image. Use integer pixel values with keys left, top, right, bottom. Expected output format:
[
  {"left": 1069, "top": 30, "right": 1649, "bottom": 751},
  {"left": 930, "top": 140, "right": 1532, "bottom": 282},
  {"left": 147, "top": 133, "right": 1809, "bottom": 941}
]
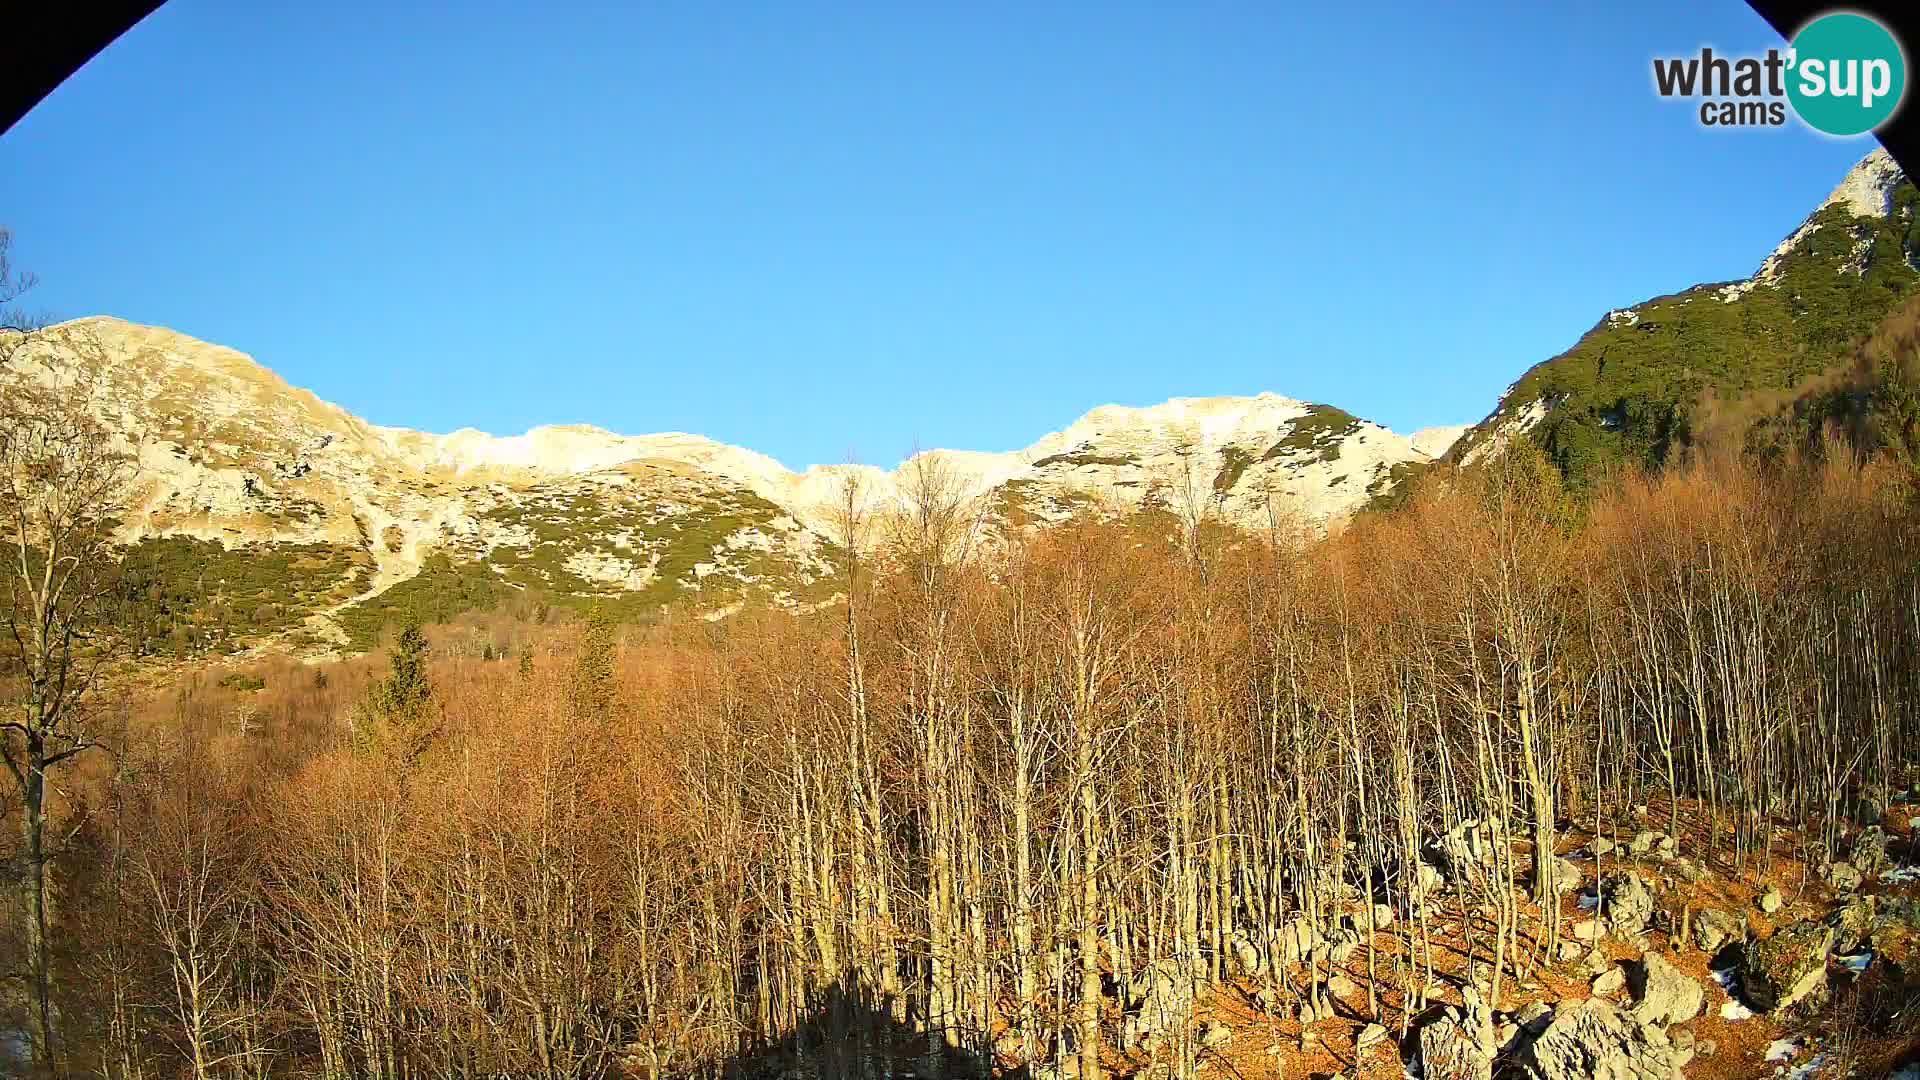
[
  {"left": 1122, "top": 958, "right": 1197, "bottom": 1051},
  {"left": 1600, "top": 871, "right": 1657, "bottom": 939},
  {"left": 1741, "top": 921, "right": 1836, "bottom": 1015},
  {"left": 1514, "top": 998, "right": 1686, "bottom": 1080},
  {"left": 1628, "top": 952, "right": 1704, "bottom": 1028},
  {"left": 1824, "top": 860, "right": 1864, "bottom": 891},
  {"left": 1851, "top": 826, "right": 1892, "bottom": 879},
  {"left": 1691, "top": 908, "right": 1743, "bottom": 955},
  {"left": 1429, "top": 819, "right": 1504, "bottom": 884},
  {"left": 1416, "top": 989, "right": 1497, "bottom": 1080}
]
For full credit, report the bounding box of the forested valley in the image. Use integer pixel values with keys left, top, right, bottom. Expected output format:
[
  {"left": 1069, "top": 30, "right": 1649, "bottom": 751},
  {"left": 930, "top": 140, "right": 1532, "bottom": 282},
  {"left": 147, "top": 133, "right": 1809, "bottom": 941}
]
[
  {"left": 17, "top": 423, "right": 1920, "bottom": 1080},
  {"left": 8, "top": 189, "right": 1920, "bottom": 1080}
]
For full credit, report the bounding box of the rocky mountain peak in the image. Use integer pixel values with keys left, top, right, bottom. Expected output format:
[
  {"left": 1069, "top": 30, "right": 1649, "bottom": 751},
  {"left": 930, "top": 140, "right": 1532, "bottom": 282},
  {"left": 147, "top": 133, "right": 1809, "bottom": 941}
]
[
  {"left": 7, "top": 316, "right": 1458, "bottom": 655},
  {"left": 1454, "top": 147, "right": 1919, "bottom": 476},
  {"left": 1822, "top": 147, "right": 1904, "bottom": 220},
  {"left": 1754, "top": 148, "right": 1908, "bottom": 283}
]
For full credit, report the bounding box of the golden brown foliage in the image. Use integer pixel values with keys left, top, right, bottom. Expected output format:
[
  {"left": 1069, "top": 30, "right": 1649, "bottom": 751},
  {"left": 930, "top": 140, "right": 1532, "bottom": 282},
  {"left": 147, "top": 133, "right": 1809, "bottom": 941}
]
[{"left": 12, "top": 448, "right": 1920, "bottom": 1079}]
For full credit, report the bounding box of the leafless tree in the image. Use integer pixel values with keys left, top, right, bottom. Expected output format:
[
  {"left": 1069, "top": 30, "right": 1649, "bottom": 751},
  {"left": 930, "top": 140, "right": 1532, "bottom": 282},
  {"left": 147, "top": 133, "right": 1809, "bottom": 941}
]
[
  {"left": 0, "top": 229, "right": 44, "bottom": 335},
  {"left": 0, "top": 317, "right": 136, "bottom": 1075}
]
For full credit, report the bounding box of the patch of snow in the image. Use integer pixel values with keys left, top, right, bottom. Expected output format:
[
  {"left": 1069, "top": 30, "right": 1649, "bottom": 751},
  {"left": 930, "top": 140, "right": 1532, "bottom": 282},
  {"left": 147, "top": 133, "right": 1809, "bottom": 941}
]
[
  {"left": 1783, "top": 1053, "right": 1826, "bottom": 1080},
  {"left": 1712, "top": 967, "right": 1754, "bottom": 1020},
  {"left": 1838, "top": 951, "right": 1872, "bottom": 974},
  {"left": 1766, "top": 1039, "right": 1799, "bottom": 1063},
  {"left": 1881, "top": 864, "right": 1920, "bottom": 884}
]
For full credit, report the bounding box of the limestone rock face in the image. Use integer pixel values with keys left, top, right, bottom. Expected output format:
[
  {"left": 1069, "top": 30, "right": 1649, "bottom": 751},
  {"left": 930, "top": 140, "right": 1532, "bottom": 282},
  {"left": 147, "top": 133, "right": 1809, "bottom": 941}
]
[
  {"left": 1552, "top": 857, "right": 1584, "bottom": 894},
  {"left": 1268, "top": 916, "right": 1324, "bottom": 966},
  {"left": 1123, "top": 957, "right": 1197, "bottom": 1050},
  {"left": 1411, "top": 424, "right": 1469, "bottom": 458},
  {"left": 1828, "top": 895, "right": 1920, "bottom": 973},
  {"left": 1592, "top": 967, "right": 1626, "bottom": 995},
  {"left": 1514, "top": 998, "right": 1686, "bottom": 1080},
  {"left": 1416, "top": 989, "right": 1496, "bottom": 1080},
  {"left": 1823, "top": 860, "right": 1864, "bottom": 892},
  {"left": 6, "top": 317, "right": 1456, "bottom": 655},
  {"left": 1428, "top": 819, "right": 1503, "bottom": 884},
  {"left": 1628, "top": 952, "right": 1704, "bottom": 1028},
  {"left": 1601, "top": 871, "right": 1656, "bottom": 938},
  {"left": 1229, "top": 931, "right": 1265, "bottom": 978},
  {"left": 1627, "top": 831, "right": 1663, "bottom": 856},
  {"left": 1876, "top": 911, "right": 1920, "bottom": 985},
  {"left": 1692, "top": 908, "right": 1743, "bottom": 955},
  {"left": 1851, "top": 826, "right": 1892, "bottom": 879}
]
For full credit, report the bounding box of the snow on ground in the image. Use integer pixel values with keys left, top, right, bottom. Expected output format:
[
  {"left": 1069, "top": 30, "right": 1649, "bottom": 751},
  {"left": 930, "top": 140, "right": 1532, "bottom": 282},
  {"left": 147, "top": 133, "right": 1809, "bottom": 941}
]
[
  {"left": 1783, "top": 1052, "right": 1827, "bottom": 1079},
  {"left": 1713, "top": 967, "right": 1754, "bottom": 1021}
]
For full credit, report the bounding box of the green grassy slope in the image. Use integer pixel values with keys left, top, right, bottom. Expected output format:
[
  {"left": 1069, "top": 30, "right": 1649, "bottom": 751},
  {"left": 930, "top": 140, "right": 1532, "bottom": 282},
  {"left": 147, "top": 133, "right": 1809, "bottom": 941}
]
[{"left": 1455, "top": 177, "right": 1920, "bottom": 490}]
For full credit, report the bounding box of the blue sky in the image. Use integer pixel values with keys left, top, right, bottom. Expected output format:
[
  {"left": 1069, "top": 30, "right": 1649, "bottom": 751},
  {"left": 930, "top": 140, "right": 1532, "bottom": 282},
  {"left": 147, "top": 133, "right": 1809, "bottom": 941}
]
[{"left": 0, "top": 0, "right": 1880, "bottom": 469}]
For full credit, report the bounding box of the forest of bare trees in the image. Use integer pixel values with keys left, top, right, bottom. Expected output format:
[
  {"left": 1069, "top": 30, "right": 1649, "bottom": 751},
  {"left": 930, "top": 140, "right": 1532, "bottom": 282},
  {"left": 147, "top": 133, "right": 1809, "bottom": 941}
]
[{"left": 5, "top": 433, "right": 1916, "bottom": 1080}]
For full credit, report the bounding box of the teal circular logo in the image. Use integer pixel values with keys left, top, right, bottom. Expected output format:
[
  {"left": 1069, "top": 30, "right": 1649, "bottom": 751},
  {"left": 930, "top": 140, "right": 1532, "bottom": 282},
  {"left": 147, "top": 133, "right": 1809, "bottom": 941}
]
[{"left": 1787, "top": 12, "right": 1906, "bottom": 136}]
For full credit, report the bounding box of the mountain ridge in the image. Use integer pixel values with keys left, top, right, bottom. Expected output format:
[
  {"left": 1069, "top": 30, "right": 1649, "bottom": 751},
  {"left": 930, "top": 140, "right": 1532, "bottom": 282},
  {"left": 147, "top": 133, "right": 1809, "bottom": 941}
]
[
  {"left": 9, "top": 315, "right": 1460, "bottom": 655},
  {"left": 1452, "top": 148, "right": 1920, "bottom": 478},
  {"left": 54, "top": 314, "right": 1463, "bottom": 490},
  {"left": 20, "top": 148, "right": 1910, "bottom": 657}
]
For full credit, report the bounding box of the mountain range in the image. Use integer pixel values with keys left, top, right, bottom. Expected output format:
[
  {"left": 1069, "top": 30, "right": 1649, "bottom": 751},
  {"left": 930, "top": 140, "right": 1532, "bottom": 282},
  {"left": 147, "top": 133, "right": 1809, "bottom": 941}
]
[{"left": 7, "top": 148, "right": 1915, "bottom": 657}]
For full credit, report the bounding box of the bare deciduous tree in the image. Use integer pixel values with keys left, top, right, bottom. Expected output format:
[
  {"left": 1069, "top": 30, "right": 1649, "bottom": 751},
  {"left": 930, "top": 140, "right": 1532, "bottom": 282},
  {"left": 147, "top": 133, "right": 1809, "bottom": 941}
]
[{"left": 0, "top": 317, "right": 136, "bottom": 1074}]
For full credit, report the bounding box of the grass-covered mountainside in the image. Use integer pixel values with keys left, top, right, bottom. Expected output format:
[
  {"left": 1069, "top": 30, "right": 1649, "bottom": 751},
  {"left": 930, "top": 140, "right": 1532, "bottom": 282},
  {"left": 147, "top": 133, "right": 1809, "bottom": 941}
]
[
  {"left": 1, "top": 318, "right": 1452, "bottom": 660},
  {"left": 333, "top": 467, "right": 845, "bottom": 650},
  {"left": 1769, "top": 288, "right": 1920, "bottom": 469},
  {"left": 39, "top": 152, "right": 1920, "bottom": 660},
  {"left": 1452, "top": 149, "right": 1920, "bottom": 490},
  {"left": 115, "top": 537, "right": 374, "bottom": 658}
]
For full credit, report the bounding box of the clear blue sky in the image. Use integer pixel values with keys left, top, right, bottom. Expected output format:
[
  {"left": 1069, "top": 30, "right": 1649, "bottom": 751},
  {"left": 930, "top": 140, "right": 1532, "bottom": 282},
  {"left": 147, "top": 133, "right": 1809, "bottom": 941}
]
[{"left": 0, "top": 0, "right": 1880, "bottom": 469}]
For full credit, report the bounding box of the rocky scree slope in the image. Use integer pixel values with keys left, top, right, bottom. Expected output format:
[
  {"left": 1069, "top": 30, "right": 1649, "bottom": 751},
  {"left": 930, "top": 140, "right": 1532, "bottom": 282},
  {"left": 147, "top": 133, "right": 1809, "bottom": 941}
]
[{"left": 4, "top": 318, "right": 1457, "bottom": 655}]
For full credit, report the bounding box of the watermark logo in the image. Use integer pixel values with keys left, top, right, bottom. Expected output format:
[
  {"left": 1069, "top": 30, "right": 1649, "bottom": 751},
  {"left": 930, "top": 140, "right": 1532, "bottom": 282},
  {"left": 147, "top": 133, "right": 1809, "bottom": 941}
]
[
  {"left": 1652, "top": 10, "right": 1906, "bottom": 135},
  {"left": 1788, "top": 12, "right": 1905, "bottom": 134}
]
